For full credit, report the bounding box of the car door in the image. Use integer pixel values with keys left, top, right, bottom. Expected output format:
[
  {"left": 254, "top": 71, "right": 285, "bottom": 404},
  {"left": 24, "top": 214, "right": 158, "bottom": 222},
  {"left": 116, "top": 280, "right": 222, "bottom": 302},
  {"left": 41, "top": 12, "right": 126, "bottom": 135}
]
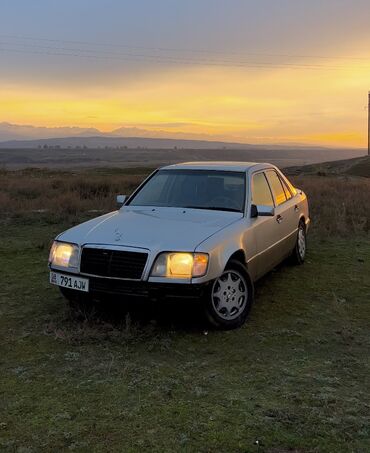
[
  {"left": 265, "top": 170, "right": 298, "bottom": 260},
  {"left": 248, "top": 171, "right": 282, "bottom": 279},
  {"left": 278, "top": 171, "right": 302, "bottom": 251}
]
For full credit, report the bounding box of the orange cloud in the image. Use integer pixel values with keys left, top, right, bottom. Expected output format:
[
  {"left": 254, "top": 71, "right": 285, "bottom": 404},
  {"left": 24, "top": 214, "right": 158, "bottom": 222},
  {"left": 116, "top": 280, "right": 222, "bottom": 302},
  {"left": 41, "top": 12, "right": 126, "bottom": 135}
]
[{"left": 1, "top": 58, "right": 369, "bottom": 147}]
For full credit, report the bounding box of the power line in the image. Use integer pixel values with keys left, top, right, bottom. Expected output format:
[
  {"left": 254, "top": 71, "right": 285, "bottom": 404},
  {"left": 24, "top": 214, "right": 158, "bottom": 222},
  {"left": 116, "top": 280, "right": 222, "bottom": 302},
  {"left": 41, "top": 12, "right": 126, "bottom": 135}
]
[
  {"left": 0, "top": 33, "right": 369, "bottom": 62},
  {"left": 0, "top": 46, "right": 348, "bottom": 70},
  {"left": 0, "top": 41, "right": 366, "bottom": 71},
  {"left": 0, "top": 41, "right": 348, "bottom": 68},
  {"left": 2, "top": 40, "right": 339, "bottom": 67}
]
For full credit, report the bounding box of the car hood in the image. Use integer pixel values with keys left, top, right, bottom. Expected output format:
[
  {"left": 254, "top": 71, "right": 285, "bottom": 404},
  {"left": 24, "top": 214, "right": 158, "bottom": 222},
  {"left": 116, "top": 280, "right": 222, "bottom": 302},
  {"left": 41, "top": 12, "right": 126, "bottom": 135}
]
[{"left": 58, "top": 206, "right": 242, "bottom": 252}]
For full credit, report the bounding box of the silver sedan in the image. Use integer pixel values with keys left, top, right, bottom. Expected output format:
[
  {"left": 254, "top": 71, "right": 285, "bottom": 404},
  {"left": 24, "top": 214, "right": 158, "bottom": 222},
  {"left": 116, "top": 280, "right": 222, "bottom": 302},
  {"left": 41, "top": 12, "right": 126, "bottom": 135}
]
[{"left": 49, "top": 162, "right": 310, "bottom": 329}]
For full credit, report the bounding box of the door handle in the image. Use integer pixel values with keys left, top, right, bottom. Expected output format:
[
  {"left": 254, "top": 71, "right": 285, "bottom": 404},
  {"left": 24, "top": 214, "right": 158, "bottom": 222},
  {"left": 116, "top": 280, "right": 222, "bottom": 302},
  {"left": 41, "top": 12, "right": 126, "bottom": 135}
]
[
  {"left": 276, "top": 214, "right": 283, "bottom": 224},
  {"left": 294, "top": 205, "right": 299, "bottom": 213}
]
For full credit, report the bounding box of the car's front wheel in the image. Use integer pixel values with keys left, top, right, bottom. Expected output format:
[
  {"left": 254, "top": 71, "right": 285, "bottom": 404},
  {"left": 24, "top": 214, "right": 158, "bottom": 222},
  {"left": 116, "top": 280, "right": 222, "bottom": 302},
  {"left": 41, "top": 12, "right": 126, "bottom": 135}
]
[{"left": 204, "top": 260, "right": 254, "bottom": 329}]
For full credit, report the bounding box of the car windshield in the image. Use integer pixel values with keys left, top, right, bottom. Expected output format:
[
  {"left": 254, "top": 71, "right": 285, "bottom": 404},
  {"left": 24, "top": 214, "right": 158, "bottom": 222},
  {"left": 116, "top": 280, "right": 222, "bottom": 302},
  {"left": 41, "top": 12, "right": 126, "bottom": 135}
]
[{"left": 128, "top": 169, "right": 246, "bottom": 212}]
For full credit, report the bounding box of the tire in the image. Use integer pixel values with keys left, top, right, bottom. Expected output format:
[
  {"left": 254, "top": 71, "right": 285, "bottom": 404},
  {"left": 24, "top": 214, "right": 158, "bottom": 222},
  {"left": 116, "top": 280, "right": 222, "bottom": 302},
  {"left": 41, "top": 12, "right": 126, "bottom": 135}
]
[
  {"left": 291, "top": 220, "right": 307, "bottom": 265},
  {"left": 203, "top": 260, "right": 254, "bottom": 329}
]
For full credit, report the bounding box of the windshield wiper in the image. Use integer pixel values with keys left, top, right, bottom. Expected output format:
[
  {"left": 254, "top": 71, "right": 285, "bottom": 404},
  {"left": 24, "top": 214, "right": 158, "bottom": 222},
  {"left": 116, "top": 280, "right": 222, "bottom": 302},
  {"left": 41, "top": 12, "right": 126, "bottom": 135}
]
[{"left": 183, "top": 206, "right": 241, "bottom": 213}]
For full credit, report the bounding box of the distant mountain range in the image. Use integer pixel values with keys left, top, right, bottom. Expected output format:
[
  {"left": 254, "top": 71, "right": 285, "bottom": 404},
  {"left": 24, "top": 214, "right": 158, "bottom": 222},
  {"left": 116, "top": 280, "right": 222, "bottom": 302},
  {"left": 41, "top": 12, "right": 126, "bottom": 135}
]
[
  {"left": 0, "top": 122, "right": 103, "bottom": 141},
  {"left": 0, "top": 121, "right": 250, "bottom": 144},
  {"left": 0, "top": 122, "right": 366, "bottom": 169},
  {"left": 0, "top": 121, "right": 343, "bottom": 151}
]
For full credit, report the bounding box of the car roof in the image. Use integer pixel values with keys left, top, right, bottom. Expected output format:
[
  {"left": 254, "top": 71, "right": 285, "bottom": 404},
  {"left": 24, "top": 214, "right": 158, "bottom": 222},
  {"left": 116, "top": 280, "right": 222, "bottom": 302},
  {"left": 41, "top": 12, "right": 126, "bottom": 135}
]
[{"left": 161, "top": 161, "right": 273, "bottom": 172}]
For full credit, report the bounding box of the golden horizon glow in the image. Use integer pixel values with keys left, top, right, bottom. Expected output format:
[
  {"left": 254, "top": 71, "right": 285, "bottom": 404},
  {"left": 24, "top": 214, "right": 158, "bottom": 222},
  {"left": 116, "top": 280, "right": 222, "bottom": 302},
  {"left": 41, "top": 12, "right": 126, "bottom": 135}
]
[{"left": 1, "top": 57, "right": 369, "bottom": 148}]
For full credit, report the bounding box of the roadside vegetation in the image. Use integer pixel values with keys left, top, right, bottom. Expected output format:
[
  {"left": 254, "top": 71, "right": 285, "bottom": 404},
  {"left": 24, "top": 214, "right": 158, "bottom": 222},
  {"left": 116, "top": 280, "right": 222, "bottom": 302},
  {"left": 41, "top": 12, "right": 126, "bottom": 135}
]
[
  {"left": 0, "top": 160, "right": 369, "bottom": 452},
  {"left": 0, "top": 167, "right": 151, "bottom": 223},
  {"left": 1, "top": 160, "right": 369, "bottom": 236}
]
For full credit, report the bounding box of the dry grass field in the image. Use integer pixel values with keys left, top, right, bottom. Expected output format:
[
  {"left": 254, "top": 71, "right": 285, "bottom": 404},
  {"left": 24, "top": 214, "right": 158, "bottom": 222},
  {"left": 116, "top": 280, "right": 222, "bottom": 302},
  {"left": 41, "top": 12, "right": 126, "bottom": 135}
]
[
  {"left": 0, "top": 146, "right": 364, "bottom": 170},
  {"left": 0, "top": 159, "right": 369, "bottom": 452},
  {"left": 1, "top": 163, "right": 369, "bottom": 236}
]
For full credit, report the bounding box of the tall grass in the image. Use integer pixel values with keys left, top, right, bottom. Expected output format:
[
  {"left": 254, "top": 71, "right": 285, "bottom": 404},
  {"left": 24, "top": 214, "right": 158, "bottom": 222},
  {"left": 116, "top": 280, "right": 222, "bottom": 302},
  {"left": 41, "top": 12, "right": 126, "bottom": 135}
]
[
  {"left": 0, "top": 168, "right": 147, "bottom": 223},
  {"left": 0, "top": 168, "right": 369, "bottom": 236},
  {"left": 291, "top": 175, "right": 370, "bottom": 236}
]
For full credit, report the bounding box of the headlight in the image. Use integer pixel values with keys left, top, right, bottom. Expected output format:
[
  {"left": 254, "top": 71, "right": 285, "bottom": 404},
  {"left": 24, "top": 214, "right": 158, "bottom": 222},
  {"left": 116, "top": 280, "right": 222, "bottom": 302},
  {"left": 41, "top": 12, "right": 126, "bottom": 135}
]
[
  {"left": 151, "top": 252, "right": 208, "bottom": 278},
  {"left": 49, "top": 241, "right": 79, "bottom": 268}
]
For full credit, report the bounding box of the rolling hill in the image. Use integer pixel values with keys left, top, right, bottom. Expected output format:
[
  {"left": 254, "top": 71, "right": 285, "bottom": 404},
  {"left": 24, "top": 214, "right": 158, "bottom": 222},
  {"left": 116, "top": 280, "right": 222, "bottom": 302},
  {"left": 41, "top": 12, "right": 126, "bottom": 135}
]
[{"left": 285, "top": 155, "right": 370, "bottom": 178}]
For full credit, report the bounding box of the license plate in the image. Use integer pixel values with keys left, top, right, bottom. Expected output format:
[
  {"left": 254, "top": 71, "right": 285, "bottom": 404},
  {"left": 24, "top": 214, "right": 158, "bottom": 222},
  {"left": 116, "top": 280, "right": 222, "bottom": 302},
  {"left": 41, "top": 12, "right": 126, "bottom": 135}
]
[{"left": 50, "top": 272, "right": 89, "bottom": 292}]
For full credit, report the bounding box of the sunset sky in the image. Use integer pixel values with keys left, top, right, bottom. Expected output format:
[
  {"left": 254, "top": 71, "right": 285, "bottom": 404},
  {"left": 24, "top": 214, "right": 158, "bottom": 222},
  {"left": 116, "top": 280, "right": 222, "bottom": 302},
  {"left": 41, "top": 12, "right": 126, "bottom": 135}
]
[{"left": 1, "top": 0, "right": 370, "bottom": 147}]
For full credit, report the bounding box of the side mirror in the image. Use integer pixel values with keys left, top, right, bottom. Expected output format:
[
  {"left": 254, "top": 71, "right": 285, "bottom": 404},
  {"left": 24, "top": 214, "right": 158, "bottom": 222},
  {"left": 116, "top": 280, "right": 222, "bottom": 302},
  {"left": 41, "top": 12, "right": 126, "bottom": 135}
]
[
  {"left": 251, "top": 203, "right": 275, "bottom": 217},
  {"left": 250, "top": 204, "right": 258, "bottom": 218},
  {"left": 116, "top": 195, "right": 127, "bottom": 207},
  {"left": 257, "top": 204, "right": 275, "bottom": 216}
]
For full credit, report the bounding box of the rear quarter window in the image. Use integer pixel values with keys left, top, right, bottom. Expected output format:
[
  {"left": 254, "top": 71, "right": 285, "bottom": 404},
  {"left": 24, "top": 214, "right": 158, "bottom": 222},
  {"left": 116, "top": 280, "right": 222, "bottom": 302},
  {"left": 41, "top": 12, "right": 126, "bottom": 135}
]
[{"left": 265, "top": 170, "right": 287, "bottom": 206}]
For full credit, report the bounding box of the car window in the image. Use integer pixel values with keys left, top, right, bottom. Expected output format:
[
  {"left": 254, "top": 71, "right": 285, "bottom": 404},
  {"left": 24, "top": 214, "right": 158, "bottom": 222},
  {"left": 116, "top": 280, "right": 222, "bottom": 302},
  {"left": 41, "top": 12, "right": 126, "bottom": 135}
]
[
  {"left": 138, "top": 172, "right": 170, "bottom": 203},
  {"left": 280, "top": 173, "right": 297, "bottom": 196},
  {"left": 128, "top": 169, "right": 246, "bottom": 212},
  {"left": 265, "top": 170, "right": 287, "bottom": 206},
  {"left": 280, "top": 176, "right": 292, "bottom": 200},
  {"left": 252, "top": 172, "right": 274, "bottom": 207}
]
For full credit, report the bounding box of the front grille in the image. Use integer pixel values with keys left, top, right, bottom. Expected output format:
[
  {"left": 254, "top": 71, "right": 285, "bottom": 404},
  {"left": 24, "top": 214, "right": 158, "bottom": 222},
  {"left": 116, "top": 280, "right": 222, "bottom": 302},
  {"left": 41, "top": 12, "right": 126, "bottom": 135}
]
[
  {"left": 90, "top": 278, "right": 150, "bottom": 297},
  {"left": 80, "top": 248, "right": 148, "bottom": 280},
  {"left": 88, "top": 277, "right": 207, "bottom": 299}
]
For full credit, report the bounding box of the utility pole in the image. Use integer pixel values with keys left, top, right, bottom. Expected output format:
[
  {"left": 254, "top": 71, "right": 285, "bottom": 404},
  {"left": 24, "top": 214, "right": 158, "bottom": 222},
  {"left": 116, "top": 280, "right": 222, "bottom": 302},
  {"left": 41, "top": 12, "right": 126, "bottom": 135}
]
[
  {"left": 368, "top": 91, "right": 370, "bottom": 155},
  {"left": 367, "top": 91, "right": 370, "bottom": 156}
]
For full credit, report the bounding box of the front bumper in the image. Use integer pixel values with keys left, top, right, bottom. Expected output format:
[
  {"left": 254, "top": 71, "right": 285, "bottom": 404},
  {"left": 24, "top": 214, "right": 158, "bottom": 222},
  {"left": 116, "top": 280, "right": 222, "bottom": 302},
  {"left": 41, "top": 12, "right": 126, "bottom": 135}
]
[{"left": 51, "top": 269, "right": 210, "bottom": 300}]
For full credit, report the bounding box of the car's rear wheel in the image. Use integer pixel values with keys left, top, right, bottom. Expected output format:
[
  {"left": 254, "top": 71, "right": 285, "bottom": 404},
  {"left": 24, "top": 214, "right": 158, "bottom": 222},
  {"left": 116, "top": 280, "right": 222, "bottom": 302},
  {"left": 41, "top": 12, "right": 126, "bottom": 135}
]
[
  {"left": 291, "top": 220, "right": 307, "bottom": 264},
  {"left": 204, "top": 260, "right": 254, "bottom": 329}
]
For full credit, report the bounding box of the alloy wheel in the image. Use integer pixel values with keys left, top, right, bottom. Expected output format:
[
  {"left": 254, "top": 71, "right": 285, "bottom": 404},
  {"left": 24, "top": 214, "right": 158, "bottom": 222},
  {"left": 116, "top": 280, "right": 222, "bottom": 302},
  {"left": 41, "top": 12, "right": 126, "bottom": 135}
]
[{"left": 211, "top": 270, "right": 248, "bottom": 321}]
